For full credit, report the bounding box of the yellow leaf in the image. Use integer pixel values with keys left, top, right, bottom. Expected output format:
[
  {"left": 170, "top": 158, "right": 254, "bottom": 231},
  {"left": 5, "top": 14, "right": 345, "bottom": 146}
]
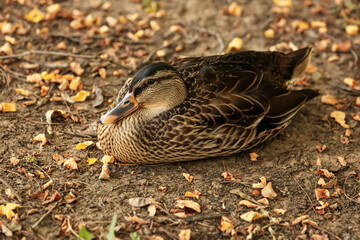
[
  {"left": 253, "top": 176, "right": 267, "bottom": 189},
  {"left": 345, "top": 25, "right": 359, "bottom": 36},
  {"left": 175, "top": 199, "right": 201, "bottom": 212},
  {"left": 264, "top": 29, "right": 275, "bottom": 39},
  {"left": 240, "top": 211, "right": 264, "bottom": 222},
  {"left": 33, "top": 133, "right": 48, "bottom": 146},
  {"left": 227, "top": 37, "right": 243, "bottom": 51},
  {"left": 15, "top": 88, "right": 31, "bottom": 96},
  {"left": 71, "top": 90, "right": 90, "bottom": 102},
  {"left": 249, "top": 152, "right": 259, "bottom": 161},
  {"left": 25, "top": 8, "right": 45, "bottom": 23},
  {"left": 228, "top": 2, "right": 242, "bottom": 17},
  {"left": 76, "top": 141, "right": 94, "bottom": 150},
  {"left": 87, "top": 158, "right": 97, "bottom": 165},
  {"left": 273, "top": 0, "right": 292, "bottom": 7},
  {"left": 220, "top": 216, "right": 234, "bottom": 232},
  {"left": 101, "top": 155, "right": 115, "bottom": 164},
  {"left": 0, "top": 102, "right": 16, "bottom": 113},
  {"left": 330, "top": 111, "right": 350, "bottom": 129},
  {"left": 0, "top": 203, "right": 21, "bottom": 220}
]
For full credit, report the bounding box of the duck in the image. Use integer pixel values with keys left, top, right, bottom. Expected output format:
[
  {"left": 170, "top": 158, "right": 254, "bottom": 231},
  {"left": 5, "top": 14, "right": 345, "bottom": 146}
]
[{"left": 97, "top": 47, "right": 318, "bottom": 164}]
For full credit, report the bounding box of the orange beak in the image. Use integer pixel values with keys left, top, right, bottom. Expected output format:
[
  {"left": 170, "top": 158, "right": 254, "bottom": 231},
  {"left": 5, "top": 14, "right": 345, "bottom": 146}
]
[{"left": 100, "top": 92, "right": 140, "bottom": 124}]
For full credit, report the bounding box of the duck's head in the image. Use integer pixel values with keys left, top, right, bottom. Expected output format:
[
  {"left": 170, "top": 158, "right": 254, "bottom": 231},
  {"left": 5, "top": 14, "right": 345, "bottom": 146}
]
[{"left": 100, "top": 62, "right": 187, "bottom": 124}]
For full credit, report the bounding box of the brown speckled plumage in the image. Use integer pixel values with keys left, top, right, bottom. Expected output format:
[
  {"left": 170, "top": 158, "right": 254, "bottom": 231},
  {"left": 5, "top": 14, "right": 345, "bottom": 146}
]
[{"left": 98, "top": 48, "right": 317, "bottom": 164}]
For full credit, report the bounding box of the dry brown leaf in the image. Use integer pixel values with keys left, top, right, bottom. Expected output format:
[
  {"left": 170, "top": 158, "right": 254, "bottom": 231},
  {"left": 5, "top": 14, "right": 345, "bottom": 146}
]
[
  {"left": 69, "top": 77, "right": 82, "bottom": 91},
  {"left": 150, "top": 20, "right": 160, "bottom": 31},
  {"left": 351, "top": 112, "right": 360, "bottom": 122},
  {"left": 53, "top": 153, "right": 65, "bottom": 165},
  {"left": 179, "top": 229, "right": 191, "bottom": 240},
  {"left": 184, "top": 190, "right": 201, "bottom": 199},
  {"left": 261, "top": 182, "right": 277, "bottom": 199},
  {"left": 292, "top": 20, "right": 309, "bottom": 33},
  {"left": 71, "top": 91, "right": 90, "bottom": 102},
  {"left": 9, "top": 157, "right": 19, "bottom": 166},
  {"left": 46, "top": 3, "right": 61, "bottom": 20},
  {"left": 25, "top": 8, "right": 45, "bottom": 23},
  {"left": 240, "top": 211, "right": 264, "bottom": 222},
  {"left": 274, "top": 208, "right": 287, "bottom": 215},
  {"left": 311, "top": 20, "right": 326, "bottom": 28},
  {"left": 27, "top": 73, "right": 42, "bottom": 83},
  {"left": 182, "top": 173, "right": 194, "bottom": 183},
  {"left": 228, "top": 2, "right": 242, "bottom": 17},
  {"left": 345, "top": 25, "right": 359, "bottom": 36},
  {"left": 317, "top": 169, "right": 334, "bottom": 179},
  {"left": 99, "top": 68, "right": 107, "bottom": 79},
  {"left": 249, "top": 152, "right": 259, "bottom": 161},
  {"left": 316, "top": 145, "right": 326, "bottom": 153},
  {"left": 63, "top": 158, "right": 78, "bottom": 170},
  {"left": 292, "top": 215, "right": 309, "bottom": 225},
  {"left": 101, "top": 155, "right": 115, "bottom": 164},
  {"left": 311, "top": 234, "right": 330, "bottom": 240},
  {"left": 219, "top": 216, "right": 234, "bottom": 232},
  {"left": 305, "top": 63, "right": 318, "bottom": 73},
  {"left": 337, "top": 156, "right": 347, "bottom": 166},
  {"left": 257, "top": 198, "right": 270, "bottom": 205},
  {"left": 70, "top": 17, "right": 85, "bottom": 30},
  {"left": 314, "top": 188, "right": 330, "bottom": 200},
  {"left": 343, "top": 77, "right": 356, "bottom": 87},
  {"left": 42, "top": 190, "right": 61, "bottom": 205},
  {"left": 273, "top": 0, "right": 292, "bottom": 7},
  {"left": 40, "top": 85, "right": 49, "bottom": 97},
  {"left": 64, "top": 192, "right": 77, "bottom": 204},
  {"left": 330, "top": 111, "right": 350, "bottom": 129},
  {"left": 264, "top": 29, "right": 275, "bottom": 38},
  {"left": 252, "top": 190, "right": 260, "bottom": 197},
  {"left": 317, "top": 178, "right": 326, "bottom": 186},
  {"left": 127, "top": 215, "right": 149, "bottom": 225},
  {"left": 253, "top": 176, "right": 267, "bottom": 189},
  {"left": 327, "top": 55, "right": 339, "bottom": 62},
  {"left": 1, "top": 22, "right": 15, "bottom": 34},
  {"left": 15, "top": 88, "right": 31, "bottom": 97},
  {"left": 321, "top": 94, "right": 338, "bottom": 105},
  {"left": 148, "top": 204, "right": 156, "bottom": 217},
  {"left": 99, "top": 163, "right": 110, "bottom": 180},
  {"left": 239, "top": 200, "right": 258, "bottom": 208},
  {"left": 221, "top": 172, "right": 234, "bottom": 179},
  {"left": 42, "top": 179, "right": 53, "bottom": 190},
  {"left": 337, "top": 40, "right": 352, "bottom": 52},
  {"left": 33, "top": 133, "right": 48, "bottom": 146},
  {"left": 0, "top": 102, "right": 16, "bottom": 113},
  {"left": 175, "top": 199, "right": 201, "bottom": 213},
  {"left": 70, "top": 62, "right": 84, "bottom": 76},
  {"left": 355, "top": 97, "right": 360, "bottom": 107},
  {"left": 227, "top": 38, "right": 243, "bottom": 51},
  {"left": 0, "top": 42, "right": 12, "bottom": 54}
]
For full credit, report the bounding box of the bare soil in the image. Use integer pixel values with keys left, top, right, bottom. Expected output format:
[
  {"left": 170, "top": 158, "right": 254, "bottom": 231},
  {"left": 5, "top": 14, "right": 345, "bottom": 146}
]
[{"left": 0, "top": 0, "right": 359, "bottom": 239}]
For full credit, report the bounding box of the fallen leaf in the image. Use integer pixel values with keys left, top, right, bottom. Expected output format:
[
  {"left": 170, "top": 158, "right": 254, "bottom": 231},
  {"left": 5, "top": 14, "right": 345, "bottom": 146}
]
[
  {"left": 40, "top": 85, "right": 49, "bottom": 97},
  {"left": 15, "top": 88, "right": 31, "bottom": 96},
  {"left": 0, "top": 102, "right": 16, "bottom": 113},
  {"left": 240, "top": 211, "right": 264, "bottom": 222},
  {"left": 317, "top": 178, "right": 326, "bottom": 186},
  {"left": 69, "top": 77, "right": 83, "bottom": 91},
  {"left": 63, "top": 158, "right": 78, "bottom": 170},
  {"left": 345, "top": 25, "right": 359, "bottom": 36},
  {"left": 321, "top": 94, "right": 338, "bottom": 105},
  {"left": 27, "top": 73, "right": 42, "bottom": 83},
  {"left": 273, "top": 0, "right": 292, "bottom": 7},
  {"left": 343, "top": 77, "right": 356, "bottom": 87},
  {"left": 253, "top": 176, "right": 267, "bottom": 189},
  {"left": 219, "top": 216, "right": 234, "bottom": 232},
  {"left": 314, "top": 188, "right": 330, "bottom": 200},
  {"left": 129, "top": 197, "right": 156, "bottom": 208},
  {"left": 184, "top": 190, "right": 201, "bottom": 199},
  {"left": 25, "top": 8, "right": 45, "bottom": 23},
  {"left": 0, "top": 203, "right": 21, "bottom": 220},
  {"left": 157, "top": 186, "right": 167, "bottom": 191},
  {"left": 76, "top": 141, "right": 95, "bottom": 150},
  {"left": 239, "top": 200, "right": 258, "bottom": 208},
  {"left": 228, "top": 2, "right": 242, "bottom": 17},
  {"left": 257, "top": 198, "right": 270, "bottom": 205},
  {"left": 53, "top": 153, "right": 65, "bottom": 165},
  {"left": 274, "top": 209, "right": 287, "bottom": 214},
  {"left": 179, "top": 229, "right": 191, "bottom": 240},
  {"left": 71, "top": 91, "right": 90, "bottom": 102},
  {"left": 292, "top": 20, "right": 309, "bottom": 33},
  {"left": 33, "top": 133, "right": 48, "bottom": 146},
  {"left": 227, "top": 37, "right": 243, "bottom": 51},
  {"left": 64, "top": 192, "right": 77, "bottom": 204},
  {"left": 7, "top": 157, "right": 19, "bottom": 167},
  {"left": 150, "top": 20, "right": 160, "bottom": 31},
  {"left": 99, "top": 163, "right": 110, "bottom": 180},
  {"left": 311, "top": 20, "right": 326, "bottom": 28},
  {"left": 127, "top": 215, "right": 149, "bottom": 225},
  {"left": 148, "top": 204, "right": 156, "bottom": 217},
  {"left": 169, "top": 25, "right": 182, "bottom": 32},
  {"left": 182, "top": 173, "right": 194, "bottom": 183},
  {"left": 337, "top": 156, "right": 347, "bottom": 166},
  {"left": 249, "top": 152, "right": 259, "bottom": 161},
  {"left": 99, "top": 68, "right": 107, "bottom": 79},
  {"left": 56, "top": 41, "right": 67, "bottom": 50},
  {"left": 261, "top": 182, "right": 277, "bottom": 199},
  {"left": 327, "top": 55, "right": 339, "bottom": 62},
  {"left": 252, "top": 189, "right": 260, "bottom": 197},
  {"left": 311, "top": 234, "right": 329, "bottom": 240},
  {"left": 305, "top": 63, "right": 318, "bottom": 73},
  {"left": 292, "top": 215, "right": 309, "bottom": 225},
  {"left": 70, "top": 62, "right": 84, "bottom": 76},
  {"left": 317, "top": 169, "right": 334, "bottom": 179},
  {"left": 46, "top": 3, "right": 61, "bottom": 20},
  {"left": 337, "top": 40, "right": 352, "bottom": 52},
  {"left": 356, "top": 97, "right": 360, "bottom": 107},
  {"left": 101, "top": 155, "right": 114, "bottom": 164},
  {"left": 221, "top": 172, "right": 234, "bottom": 179},
  {"left": 175, "top": 200, "right": 201, "bottom": 213},
  {"left": 316, "top": 145, "right": 326, "bottom": 153},
  {"left": 264, "top": 29, "right": 275, "bottom": 38},
  {"left": 5, "top": 189, "right": 15, "bottom": 199},
  {"left": 351, "top": 112, "right": 360, "bottom": 122},
  {"left": 330, "top": 111, "right": 350, "bottom": 128},
  {"left": 87, "top": 158, "right": 97, "bottom": 165},
  {"left": 42, "top": 191, "right": 61, "bottom": 205},
  {"left": 42, "top": 179, "right": 53, "bottom": 190}
]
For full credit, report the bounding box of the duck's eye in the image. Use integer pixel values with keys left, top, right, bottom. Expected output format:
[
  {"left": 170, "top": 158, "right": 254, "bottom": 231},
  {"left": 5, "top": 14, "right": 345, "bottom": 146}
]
[{"left": 147, "top": 79, "right": 154, "bottom": 85}]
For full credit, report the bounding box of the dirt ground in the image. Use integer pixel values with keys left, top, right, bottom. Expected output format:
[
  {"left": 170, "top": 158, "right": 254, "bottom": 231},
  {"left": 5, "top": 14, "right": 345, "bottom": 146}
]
[{"left": 0, "top": 0, "right": 359, "bottom": 239}]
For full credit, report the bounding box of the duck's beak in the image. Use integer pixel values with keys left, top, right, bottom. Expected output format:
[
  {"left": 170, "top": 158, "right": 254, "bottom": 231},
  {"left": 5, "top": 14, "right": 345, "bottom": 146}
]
[{"left": 100, "top": 92, "right": 140, "bottom": 125}]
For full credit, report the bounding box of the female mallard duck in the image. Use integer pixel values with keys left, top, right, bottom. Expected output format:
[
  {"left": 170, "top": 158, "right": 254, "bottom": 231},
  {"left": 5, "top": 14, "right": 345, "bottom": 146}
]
[{"left": 98, "top": 47, "right": 318, "bottom": 164}]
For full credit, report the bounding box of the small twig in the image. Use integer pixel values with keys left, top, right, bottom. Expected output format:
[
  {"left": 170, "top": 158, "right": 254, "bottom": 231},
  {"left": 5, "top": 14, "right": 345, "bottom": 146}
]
[
  {"left": 191, "top": 25, "right": 225, "bottom": 55},
  {"left": 0, "top": 176, "right": 23, "bottom": 202},
  {"left": 31, "top": 201, "right": 60, "bottom": 229},
  {"left": 290, "top": 174, "right": 316, "bottom": 213},
  {"left": 343, "top": 175, "right": 360, "bottom": 204},
  {"left": 67, "top": 217, "right": 79, "bottom": 238},
  {"left": 0, "top": 50, "right": 96, "bottom": 60},
  {"left": 184, "top": 212, "right": 223, "bottom": 222}
]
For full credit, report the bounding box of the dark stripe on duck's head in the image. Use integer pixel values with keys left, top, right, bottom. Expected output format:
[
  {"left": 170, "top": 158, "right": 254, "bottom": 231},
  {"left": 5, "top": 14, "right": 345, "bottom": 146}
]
[{"left": 130, "top": 62, "right": 176, "bottom": 91}]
